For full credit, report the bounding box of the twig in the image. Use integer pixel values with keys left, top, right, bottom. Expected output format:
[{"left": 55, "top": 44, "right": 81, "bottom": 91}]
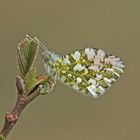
[
  {"left": 0, "top": 76, "right": 28, "bottom": 138},
  {"left": 0, "top": 94, "right": 28, "bottom": 138},
  {"left": 0, "top": 75, "right": 55, "bottom": 139}
]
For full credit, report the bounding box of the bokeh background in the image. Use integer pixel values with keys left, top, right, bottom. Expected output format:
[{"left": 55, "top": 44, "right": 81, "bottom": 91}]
[{"left": 0, "top": 0, "right": 140, "bottom": 140}]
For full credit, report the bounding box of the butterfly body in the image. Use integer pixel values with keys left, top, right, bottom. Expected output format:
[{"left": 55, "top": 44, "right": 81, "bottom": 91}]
[
  {"left": 42, "top": 51, "right": 60, "bottom": 77},
  {"left": 42, "top": 48, "right": 124, "bottom": 98}
]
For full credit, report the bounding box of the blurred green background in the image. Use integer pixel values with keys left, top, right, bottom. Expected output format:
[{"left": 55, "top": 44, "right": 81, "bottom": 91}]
[{"left": 0, "top": 0, "right": 140, "bottom": 140}]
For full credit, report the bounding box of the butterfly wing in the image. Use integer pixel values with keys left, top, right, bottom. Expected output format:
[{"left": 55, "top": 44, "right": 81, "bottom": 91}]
[{"left": 55, "top": 48, "right": 124, "bottom": 98}]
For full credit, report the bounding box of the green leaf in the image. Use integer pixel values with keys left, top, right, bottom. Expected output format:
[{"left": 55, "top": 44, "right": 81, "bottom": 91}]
[
  {"left": 17, "top": 35, "right": 56, "bottom": 96},
  {"left": 24, "top": 68, "right": 37, "bottom": 93},
  {"left": 24, "top": 69, "right": 53, "bottom": 94},
  {"left": 0, "top": 135, "right": 5, "bottom": 140},
  {"left": 17, "top": 36, "right": 39, "bottom": 77}
]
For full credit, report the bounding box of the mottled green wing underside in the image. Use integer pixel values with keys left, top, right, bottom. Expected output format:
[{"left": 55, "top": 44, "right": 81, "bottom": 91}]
[{"left": 55, "top": 48, "right": 124, "bottom": 98}]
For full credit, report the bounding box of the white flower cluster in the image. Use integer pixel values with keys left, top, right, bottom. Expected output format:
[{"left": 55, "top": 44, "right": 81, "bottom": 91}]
[
  {"left": 87, "top": 84, "right": 98, "bottom": 97},
  {"left": 63, "top": 55, "right": 70, "bottom": 64},
  {"left": 85, "top": 48, "right": 95, "bottom": 60},
  {"left": 85, "top": 48, "right": 106, "bottom": 71},
  {"left": 73, "top": 63, "right": 85, "bottom": 71},
  {"left": 55, "top": 47, "right": 124, "bottom": 98},
  {"left": 76, "top": 77, "right": 82, "bottom": 84},
  {"left": 89, "top": 65, "right": 100, "bottom": 71},
  {"left": 105, "top": 55, "right": 124, "bottom": 68},
  {"left": 71, "top": 51, "right": 81, "bottom": 61}
]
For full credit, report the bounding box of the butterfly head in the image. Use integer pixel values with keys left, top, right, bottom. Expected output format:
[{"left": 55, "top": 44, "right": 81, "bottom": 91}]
[{"left": 42, "top": 51, "right": 60, "bottom": 78}]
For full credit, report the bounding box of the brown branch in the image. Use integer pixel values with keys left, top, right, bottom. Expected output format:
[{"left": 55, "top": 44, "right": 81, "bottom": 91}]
[
  {"left": 0, "top": 76, "right": 29, "bottom": 138},
  {"left": 0, "top": 75, "right": 55, "bottom": 139},
  {"left": 0, "top": 94, "right": 28, "bottom": 138}
]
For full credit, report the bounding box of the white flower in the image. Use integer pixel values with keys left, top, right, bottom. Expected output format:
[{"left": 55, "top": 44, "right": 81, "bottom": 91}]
[
  {"left": 85, "top": 48, "right": 95, "bottom": 60},
  {"left": 73, "top": 64, "right": 85, "bottom": 71},
  {"left": 88, "top": 78, "right": 96, "bottom": 85},
  {"left": 98, "top": 86, "right": 106, "bottom": 95},
  {"left": 104, "top": 77, "right": 112, "bottom": 84},
  {"left": 89, "top": 65, "right": 100, "bottom": 71},
  {"left": 71, "top": 51, "right": 81, "bottom": 61},
  {"left": 113, "top": 71, "right": 120, "bottom": 77},
  {"left": 103, "top": 78, "right": 112, "bottom": 87},
  {"left": 106, "top": 68, "right": 114, "bottom": 72},
  {"left": 106, "top": 68, "right": 120, "bottom": 77},
  {"left": 110, "top": 78, "right": 116, "bottom": 82},
  {"left": 114, "top": 61, "right": 125, "bottom": 69},
  {"left": 76, "top": 77, "right": 82, "bottom": 84},
  {"left": 113, "top": 66, "right": 124, "bottom": 73},
  {"left": 95, "top": 74, "right": 102, "bottom": 81},
  {"left": 62, "top": 70, "right": 66, "bottom": 73},
  {"left": 68, "top": 74, "right": 72, "bottom": 77},
  {"left": 105, "top": 55, "right": 121, "bottom": 66},
  {"left": 84, "top": 68, "right": 88, "bottom": 74},
  {"left": 94, "top": 55, "right": 101, "bottom": 65},
  {"left": 97, "top": 49, "right": 106, "bottom": 61},
  {"left": 63, "top": 55, "right": 70, "bottom": 64},
  {"left": 87, "top": 85, "right": 98, "bottom": 97}
]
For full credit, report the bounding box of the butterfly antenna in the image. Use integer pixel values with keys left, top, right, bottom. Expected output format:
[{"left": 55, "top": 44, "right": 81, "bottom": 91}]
[
  {"left": 38, "top": 39, "right": 49, "bottom": 52},
  {"left": 26, "top": 34, "right": 50, "bottom": 53}
]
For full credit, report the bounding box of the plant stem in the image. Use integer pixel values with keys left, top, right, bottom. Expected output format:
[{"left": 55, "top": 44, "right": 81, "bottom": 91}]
[
  {"left": 0, "top": 94, "right": 28, "bottom": 138},
  {"left": 0, "top": 75, "right": 55, "bottom": 139},
  {"left": 0, "top": 76, "right": 41, "bottom": 139}
]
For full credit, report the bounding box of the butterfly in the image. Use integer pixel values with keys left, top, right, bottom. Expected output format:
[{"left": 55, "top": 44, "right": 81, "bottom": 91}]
[{"left": 41, "top": 44, "right": 125, "bottom": 98}]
